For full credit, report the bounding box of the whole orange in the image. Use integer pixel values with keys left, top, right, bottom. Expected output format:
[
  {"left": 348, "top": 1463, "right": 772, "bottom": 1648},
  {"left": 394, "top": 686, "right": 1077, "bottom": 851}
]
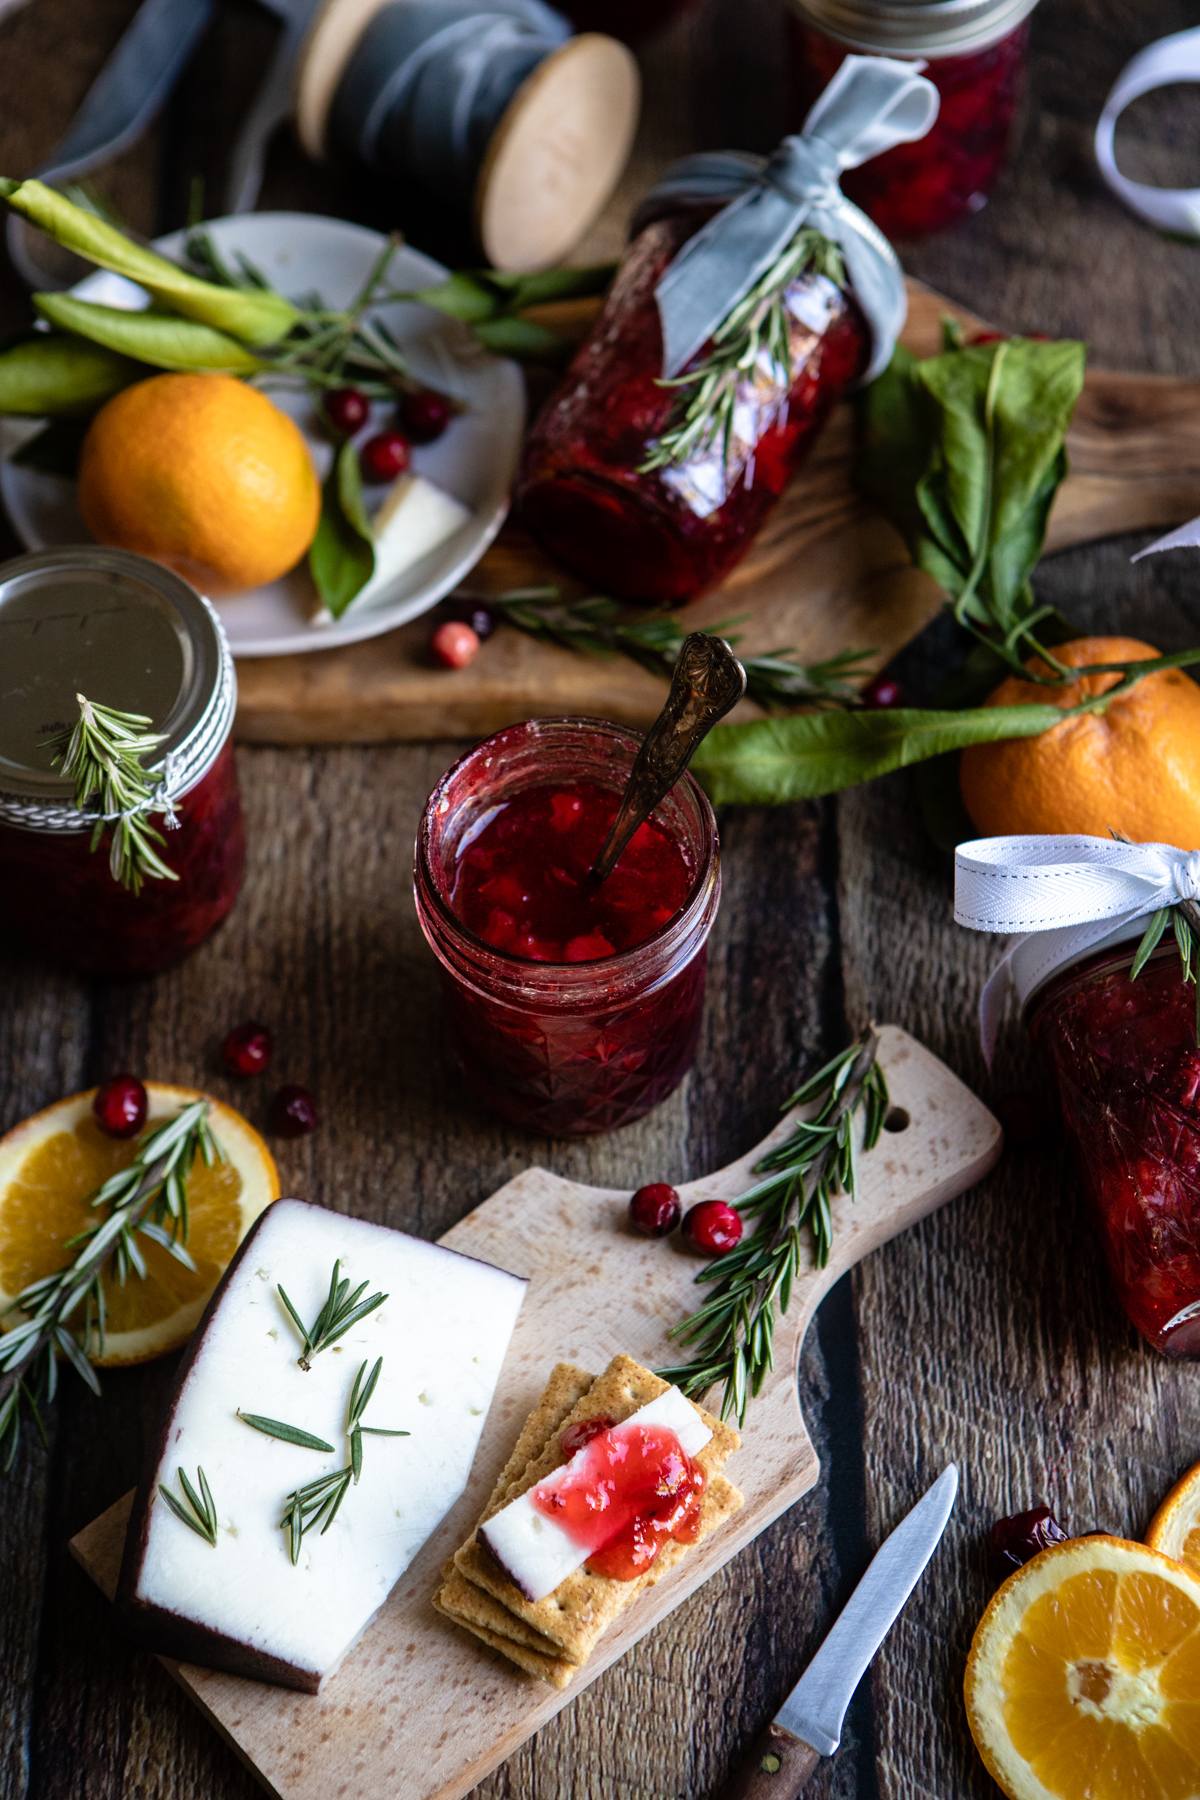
[
  {"left": 78, "top": 373, "right": 320, "bottom": 594},
  {"left": 959, "top": 636, "right": 1200, "bottom": 848}
]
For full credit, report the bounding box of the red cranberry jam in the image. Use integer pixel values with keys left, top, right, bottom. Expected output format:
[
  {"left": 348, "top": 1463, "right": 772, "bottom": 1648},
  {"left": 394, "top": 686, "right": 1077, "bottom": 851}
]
[
  {"left": 0, "top": 547, "right": 243, "bottom": 976},
  {"left": 531, "top": 1417, "right": 707, "bottom": 1581},
  {"left": 448, "top": 780, "right": 692, "bottom": 964},
  {"left": 1029, "top": 943, "right": 1200, "bottom": 1356},
  {"left": 415, "top": 719, "right": 720, "bottom": 1137},
  {"left": 786, "top": 5, "right": 1033, "bottom": 238},
  {"left": 517, "top": 210, "right": 867, "bottom": 607}
]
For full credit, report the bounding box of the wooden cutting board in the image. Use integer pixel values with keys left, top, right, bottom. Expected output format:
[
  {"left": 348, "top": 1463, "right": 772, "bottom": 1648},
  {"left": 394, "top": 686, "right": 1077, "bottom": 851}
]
[
  {"left": 71, "top": 1025, "right": 1001, "bottom": 1800},
  {"left": 233, "top": 279, "right": 1200, "bottom": 744}
]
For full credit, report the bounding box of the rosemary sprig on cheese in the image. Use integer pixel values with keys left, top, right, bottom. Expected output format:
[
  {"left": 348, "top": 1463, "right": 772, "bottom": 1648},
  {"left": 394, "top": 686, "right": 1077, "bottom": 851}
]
[
  {"left": 278, "top": 1259, "right": 387, "bottom": 1370},
  {"left": 279, "top": 1357, "right": 409, "bottom": 1564},
  {"left": 159, "top": 1465, "right": 219, "bottom": 1547}
]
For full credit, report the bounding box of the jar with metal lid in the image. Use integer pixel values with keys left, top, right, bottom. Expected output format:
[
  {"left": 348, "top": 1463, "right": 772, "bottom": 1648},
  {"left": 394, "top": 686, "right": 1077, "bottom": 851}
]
[
  {"left": 1026, "top": 928, "right": 1200, "bottom": 1358},
  {"left": 0, "top": 548, "right": 244, "bottom": 977},
  {"left": 786, "top": 0, "right": 1038, "bottom": 236}
]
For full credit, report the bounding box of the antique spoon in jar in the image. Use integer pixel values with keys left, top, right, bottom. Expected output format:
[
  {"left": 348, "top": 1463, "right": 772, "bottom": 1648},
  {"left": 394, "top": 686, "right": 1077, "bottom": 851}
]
[{"left": 591, "top": 631, "right": 746, "bottom": 883}]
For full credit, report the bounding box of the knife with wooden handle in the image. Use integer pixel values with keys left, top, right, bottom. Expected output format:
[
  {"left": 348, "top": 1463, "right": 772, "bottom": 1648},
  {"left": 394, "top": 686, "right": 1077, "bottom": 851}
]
[{"left": 716, "top": 1465, "right": 958, "bottom": 1799}]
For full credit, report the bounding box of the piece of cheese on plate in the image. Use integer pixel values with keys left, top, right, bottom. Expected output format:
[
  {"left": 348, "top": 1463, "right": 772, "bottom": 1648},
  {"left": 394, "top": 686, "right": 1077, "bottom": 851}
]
[
  {"left": 310, "top": 472, "right": 471, "bottom": 625},
  {"left": 117, "top": 1198, "right": 525, "bottom": 1692}
]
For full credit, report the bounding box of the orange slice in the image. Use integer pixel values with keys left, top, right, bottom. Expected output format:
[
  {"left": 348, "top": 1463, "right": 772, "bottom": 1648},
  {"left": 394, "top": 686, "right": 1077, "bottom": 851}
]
[
  {"left": 0, "top": 1083, "right": 279, "bottom": 1365},
  {"left": 965, "top": 1535, "right": 1200, "bottom": 1800},
  {"left": 1149, "top": 1463, "right": 1200, "bottom": 1582}
]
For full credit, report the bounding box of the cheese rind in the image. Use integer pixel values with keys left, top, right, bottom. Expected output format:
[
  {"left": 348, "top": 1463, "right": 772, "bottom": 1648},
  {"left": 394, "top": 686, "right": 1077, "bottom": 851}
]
[
  {"left": 120, "top": 1199, "right": 525, "bottom": 1689},
  {"left": 477, "top": 1386, "right": 711, "bottom": 1602}
]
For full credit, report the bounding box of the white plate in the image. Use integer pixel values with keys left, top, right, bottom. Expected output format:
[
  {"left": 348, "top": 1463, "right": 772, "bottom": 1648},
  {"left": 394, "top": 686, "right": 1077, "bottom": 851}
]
[{"left": 0, "top": 212, "right": 525, "bottom": 657}]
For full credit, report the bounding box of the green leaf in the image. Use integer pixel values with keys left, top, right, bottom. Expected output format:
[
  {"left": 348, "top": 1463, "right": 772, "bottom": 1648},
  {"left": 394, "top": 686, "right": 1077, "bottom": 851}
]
[
  {"left": 308, "top": 440, "right": 375, "bottom": 617},
  {"left": 489, "top": 264, "right": 616, "bottom": 307},
  {"left": 34, "top": 293, "right": 261, "bottom": 375},
  {"left": 2, "top": 179, "right": 296, "bottom": 345},
  {"left": 472, "top": 316, "right": 565, "bottom": 358},
  {"left": 857, "top": 337, "right": 1086, "bottom": 638},
  {"left": 0, "top": 332, "right": 144, "bottom": 416},
  {"left": 410, "top": 272, "right": 499, "bottom": 323},
  {"left": 689, "top": 703, "right": 1064, "bottom": 806}
]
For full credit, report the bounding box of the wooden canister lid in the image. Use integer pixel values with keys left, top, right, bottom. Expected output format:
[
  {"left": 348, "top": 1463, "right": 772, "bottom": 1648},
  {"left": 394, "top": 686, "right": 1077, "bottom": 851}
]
[
  {"left": 294, "top": 0, "right": 396, "bottom": 163},
  {"left": 474, "top": 33, "right": 639, "bottom": 272}
]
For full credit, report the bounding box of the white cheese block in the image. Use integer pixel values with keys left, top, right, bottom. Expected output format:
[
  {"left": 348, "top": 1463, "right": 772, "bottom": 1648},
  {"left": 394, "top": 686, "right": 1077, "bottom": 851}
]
[
  {"left": 310, "top": 472, "right": 472, "bottom": 625},
  {"left": 478, "top": 1386, "right": 711, "bottom": 1603},
  {"left": 121, "top": 1199, "right": 525, "bottom": 1690}
]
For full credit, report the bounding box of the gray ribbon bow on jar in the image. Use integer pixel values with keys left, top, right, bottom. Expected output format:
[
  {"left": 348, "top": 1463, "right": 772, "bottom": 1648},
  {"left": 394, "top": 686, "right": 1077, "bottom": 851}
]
[{"left": 651, "top": 56, "right": 940, "bottom": 384}]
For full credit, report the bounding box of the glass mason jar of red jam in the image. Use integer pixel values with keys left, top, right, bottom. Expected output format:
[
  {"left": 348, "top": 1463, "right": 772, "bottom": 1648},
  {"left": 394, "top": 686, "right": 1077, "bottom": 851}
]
[
  {"left": 786, "top": 0, "right": 1038, "bottom": 237},
  {"left": 1028, "top": 934, "right": 1200, "bottom": 1358},
  {"left": 414, "top": 717, "right": 720, "bottom": 1136},
  {"left": 515, "top": 202, "right": 869, "bottom": 606},
  {"left": 0, "top": 547, "right": 244, "bottom": 977}
]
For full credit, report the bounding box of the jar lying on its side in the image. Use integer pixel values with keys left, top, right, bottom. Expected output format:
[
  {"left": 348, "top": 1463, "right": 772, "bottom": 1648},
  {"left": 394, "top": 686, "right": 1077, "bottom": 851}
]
[
  {"left": 0, "top": 548, "right": 244, "bottom": 976},
  {"left": 516, "top": 205, "right": 869, "bottom": 606},
  {"left": 414, "top": 718, "right": 720, "bottom": 1136},
  {"left": 1028, "top": 937, "right": 1200, "bottom": 1357},
  {"left": 786, "top": 0, "right": 1037, "bottom": 237}
]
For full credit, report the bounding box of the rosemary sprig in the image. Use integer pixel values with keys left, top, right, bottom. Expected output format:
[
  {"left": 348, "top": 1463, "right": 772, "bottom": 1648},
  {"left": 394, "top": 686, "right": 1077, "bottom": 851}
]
[
  {"left": 641, "top": 228, "right": 844, "bottom": 476},
  {"left": 660, "top": 1030, "right": 888, "bottom": 1426},
  {"left": 43, "top": 693, "right": 177, "bottom": 894},
  {"left": 159, "top": 1465, "right": 219, "bottom": 1547},
  {"left": 1130, "top": 902, "right": 1200, "bottom": 1040},
  {"left": 279, "top": 1357, "right": 408, "bottom": 1563},
  {"left": 237, "top": 1412, "right": 335, "bottom": 1453},
  {"left": 277, "top": 1259, "right": 388, "bottom": 1371},
  {"left": 477, "top": 587, "right": 874, "bottom": 712},
  {"left": 0, "top": 1100, "right": 219, "bottom": 1472}
]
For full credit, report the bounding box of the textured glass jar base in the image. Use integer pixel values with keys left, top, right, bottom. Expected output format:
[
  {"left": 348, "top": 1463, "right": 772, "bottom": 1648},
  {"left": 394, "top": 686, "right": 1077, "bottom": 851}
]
[
  {"left": 787, "top": 18, "right": 1030, "bottom": 237},
  {"left": 441, "top": 948, "right": 707, "bottom": 1136},
  {"left": 0, "top": 742, "right": 245, "bottom": 976},
  {"left": 1029, "top": 945, "right": 1200, "bottom": 1357}
]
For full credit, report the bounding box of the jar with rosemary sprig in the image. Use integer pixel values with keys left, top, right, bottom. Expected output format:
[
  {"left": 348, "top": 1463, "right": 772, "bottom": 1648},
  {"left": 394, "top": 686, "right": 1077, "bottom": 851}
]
[
  {"left": 516, "top": 56, "right": 938, "bottom": 606},
  {"left": 0, "top": 546, "right": 243, "bottom": 976}
]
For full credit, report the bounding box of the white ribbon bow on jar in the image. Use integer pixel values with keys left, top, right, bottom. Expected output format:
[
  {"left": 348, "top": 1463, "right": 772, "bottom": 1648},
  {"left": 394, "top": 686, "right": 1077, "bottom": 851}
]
[{"left": 954, "top": 834, "right": 1200, "bottom": 1063}]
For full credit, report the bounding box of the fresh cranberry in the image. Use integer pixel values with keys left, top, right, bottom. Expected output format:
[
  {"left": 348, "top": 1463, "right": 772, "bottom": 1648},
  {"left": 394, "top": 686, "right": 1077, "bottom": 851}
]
[
  {"left": 359, "top": 431, "right": 411, "bottom": 483},
  {"left": 430, "top": 620, "right": 480, "bottom": 669},
  {"left": 682, "top": 1200, "right": 743, "bottom": 1256},
  {"left": 560, "top": 1414, "right": 617, "bottom": 1458},
  {"left": 988, "top": 1504, "right": 1069, "bottom": 1578},
  {"left": 222, "top": 1021, "right": 274, "bottom": 1078},
  {"left": 322, "top": 386, "right": 369, "bottom": 435},
  {"left": 269, "top": 1084, "right": 319, "bottom": 1138},
  {"left": 860, "top": 673, "right": 902, "bottom": 709},
  {"left": 441, "top": 600, "right": 496, "bottom": 640},
  {"left": 93, "top": 1074, "right": 147, "bottom": 1138},
  {"left": 629, "top": 1182, "right": 681, "bottom": 1237},
  {"left": 400, "top": 388, "right": 454, "bottom": 443}
]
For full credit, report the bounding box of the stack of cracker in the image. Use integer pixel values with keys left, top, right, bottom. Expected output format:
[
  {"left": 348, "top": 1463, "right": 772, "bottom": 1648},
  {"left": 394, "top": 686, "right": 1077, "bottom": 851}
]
[{"left": 433, "top": 1353, "right": 743, "bottom": 1687}]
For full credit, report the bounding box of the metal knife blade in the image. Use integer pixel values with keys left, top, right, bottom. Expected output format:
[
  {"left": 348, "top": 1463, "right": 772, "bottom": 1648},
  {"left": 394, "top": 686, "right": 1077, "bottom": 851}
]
[{"left": 775, "top": 1464, "right": 958, "bottom": 1757}]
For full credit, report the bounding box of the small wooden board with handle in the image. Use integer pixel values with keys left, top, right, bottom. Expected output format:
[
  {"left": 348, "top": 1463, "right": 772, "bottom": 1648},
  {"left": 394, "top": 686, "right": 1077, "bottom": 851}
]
[{"left": 71, "top": 1025, "right": 1001, "bottom": 1800}]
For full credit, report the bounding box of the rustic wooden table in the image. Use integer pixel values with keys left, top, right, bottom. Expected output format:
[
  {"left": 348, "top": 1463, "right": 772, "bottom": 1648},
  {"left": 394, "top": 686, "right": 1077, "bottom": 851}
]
[{"left": 3, "top": 2, "right": 1200, "bottom": 1797}]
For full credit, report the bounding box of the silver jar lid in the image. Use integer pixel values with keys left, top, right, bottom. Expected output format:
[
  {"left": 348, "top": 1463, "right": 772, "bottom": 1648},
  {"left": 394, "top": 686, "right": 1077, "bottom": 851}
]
[
  {"left": 785, "top": 0, "right": 1039, "bottom": 57},
  {"left": 0, "top": 547, "right": 236, "bottom": 834}
]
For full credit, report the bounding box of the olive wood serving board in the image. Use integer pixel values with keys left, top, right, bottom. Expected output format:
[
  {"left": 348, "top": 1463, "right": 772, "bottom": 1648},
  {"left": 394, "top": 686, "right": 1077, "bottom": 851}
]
[
  {"left": 71, "top": 1024, "right": 1001, "bottom": 1800},
  {"left": 232, "top": 278, "right": 1200, "bottom": 743}
]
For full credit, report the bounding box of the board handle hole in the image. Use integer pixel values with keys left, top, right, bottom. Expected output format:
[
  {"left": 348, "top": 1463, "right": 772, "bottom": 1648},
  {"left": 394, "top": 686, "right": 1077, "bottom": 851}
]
[{"left": 883, "top": 1106, "right": 911, "bottom": 1133}]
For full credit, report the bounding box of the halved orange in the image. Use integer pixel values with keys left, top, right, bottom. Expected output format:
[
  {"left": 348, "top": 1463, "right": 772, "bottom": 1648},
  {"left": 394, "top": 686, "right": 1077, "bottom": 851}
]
[
  {"left": 965, "top": 1535, "right": 1200, "bottom": 1800},
  {"left": 1149, "top": 1463, "right": 1200, "bottom": 1582},
  {"left": 0, "top": 1083, "right": 279, "bottom": 1365}
]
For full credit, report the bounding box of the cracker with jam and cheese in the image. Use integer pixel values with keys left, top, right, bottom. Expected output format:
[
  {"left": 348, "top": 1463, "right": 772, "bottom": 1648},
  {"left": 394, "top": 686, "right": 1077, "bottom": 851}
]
[{"left": 434, "top": 1354, "right": 741, "bottom": 1684}]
